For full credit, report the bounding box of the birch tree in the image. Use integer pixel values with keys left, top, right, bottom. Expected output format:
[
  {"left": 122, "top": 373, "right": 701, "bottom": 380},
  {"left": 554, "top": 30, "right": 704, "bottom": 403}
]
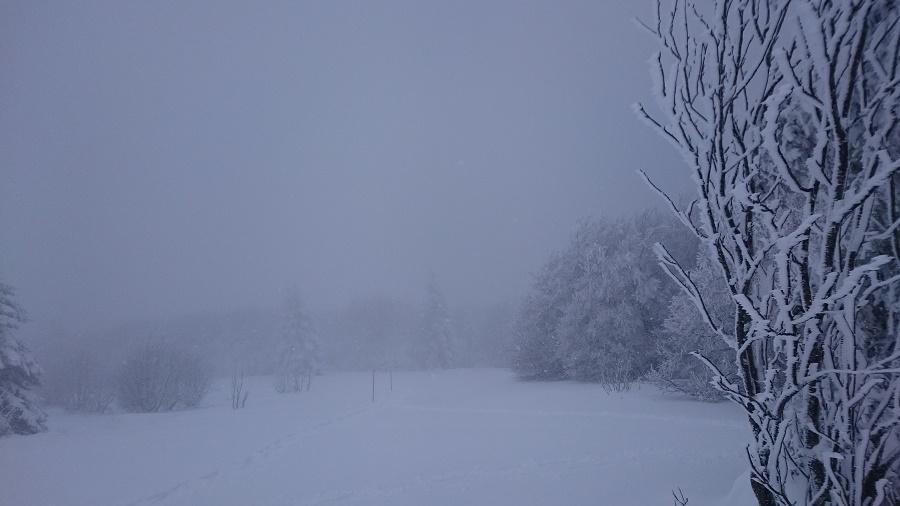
[{"left": 637, "top": 1, "right": 900, "bottom": 504}]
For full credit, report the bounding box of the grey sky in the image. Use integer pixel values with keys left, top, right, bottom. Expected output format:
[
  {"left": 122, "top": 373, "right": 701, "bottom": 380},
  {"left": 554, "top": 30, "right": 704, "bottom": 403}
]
[{"left": 1, "top": 0, "right": 687, "bottom": 332}]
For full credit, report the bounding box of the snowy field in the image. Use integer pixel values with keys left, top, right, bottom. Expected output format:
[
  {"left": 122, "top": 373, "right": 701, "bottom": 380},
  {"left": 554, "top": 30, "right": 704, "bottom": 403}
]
[{"left": 0, "top": 369, "right": 753, "bottom": 506}]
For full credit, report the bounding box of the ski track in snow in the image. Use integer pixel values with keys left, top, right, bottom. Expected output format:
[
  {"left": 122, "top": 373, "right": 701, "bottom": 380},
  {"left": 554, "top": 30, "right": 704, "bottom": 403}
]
[
  {"left": 125, "top": 405, "right": 376, "bottom": 506},
  {"left": 396, "top": 404, "right": 746, "bottom": 430},
  {"left": 126, "top": 401, "right": 742, "bottom": 506},
  {"left": 303, "top": 447, "right": 672, "bottom": 506},
  {"left": 2, "top": 370, "right": 749, "bottom": 506}
]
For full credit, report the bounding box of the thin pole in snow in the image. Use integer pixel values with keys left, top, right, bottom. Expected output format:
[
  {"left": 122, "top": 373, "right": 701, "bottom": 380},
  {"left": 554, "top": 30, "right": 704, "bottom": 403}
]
[
  {"left": 390, "top": 369, "right": 393, "bottom": 392},
  {"left": 372, "top": 369, "right": 376, "bottom": 403}
]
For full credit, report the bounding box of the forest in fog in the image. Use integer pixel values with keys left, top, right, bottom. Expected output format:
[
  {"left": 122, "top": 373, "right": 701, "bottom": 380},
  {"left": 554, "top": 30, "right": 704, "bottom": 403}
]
[
  {"left": 2, "top": 1, "right": 900, "bottom": 505},
  {"left": 19, "top": 207, "right": 726, "bottom": 418}
]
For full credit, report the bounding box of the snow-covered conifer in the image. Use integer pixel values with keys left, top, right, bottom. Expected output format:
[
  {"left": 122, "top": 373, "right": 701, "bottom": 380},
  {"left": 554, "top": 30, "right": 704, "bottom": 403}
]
[
  {"left": 0, "top": 282, "right": 46, "bottom": 436},
  {"left": 416, "top": 275, "right": 453, "bottom": 370},
  {"left": 275, "top": 289, "right": 320, "bottom": 392}
]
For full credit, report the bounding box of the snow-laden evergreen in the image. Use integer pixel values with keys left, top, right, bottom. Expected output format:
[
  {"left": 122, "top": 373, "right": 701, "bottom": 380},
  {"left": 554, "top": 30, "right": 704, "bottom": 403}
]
[
  {"left": 415, "top": 276, "right": 453, "bottom": 370},
  {"left": 0, "top": 282, "right": 46, "bottom": 437},
  {"left": 274, "top": 289, "right": 320, "bottom": 393}
]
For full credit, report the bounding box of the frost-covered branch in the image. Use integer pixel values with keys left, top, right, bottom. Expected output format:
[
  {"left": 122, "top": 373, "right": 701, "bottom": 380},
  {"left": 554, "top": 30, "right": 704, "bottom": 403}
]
[{"left": 637, "top": 1, "right": 900, "bottom": 504}]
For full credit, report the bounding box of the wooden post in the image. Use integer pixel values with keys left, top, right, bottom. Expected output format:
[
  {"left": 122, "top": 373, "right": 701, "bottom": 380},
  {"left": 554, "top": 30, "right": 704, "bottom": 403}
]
[
  {"left": 371, "top": 369, "right": 376, "bottom": 403},
  {"left": 389, "top": 369, "right": 393, "bottom": 392}
]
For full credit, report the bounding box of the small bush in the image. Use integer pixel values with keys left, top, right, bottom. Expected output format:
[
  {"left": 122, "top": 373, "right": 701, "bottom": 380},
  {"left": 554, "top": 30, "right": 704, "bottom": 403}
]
[
  {"left": 116, "top": 343, "right": 211, "bottom": 413},
  {"left": 597, "top": 354, "right": 634, "bottom": 394},
  {"left": 231, "top": 368, "right": 249, "bottom": 409},
  {"left": 44, "top": 351, "right": 115, "bottom": 413},
  {"left": 274, "top": 364, "right": 312, "bottom": 393}
]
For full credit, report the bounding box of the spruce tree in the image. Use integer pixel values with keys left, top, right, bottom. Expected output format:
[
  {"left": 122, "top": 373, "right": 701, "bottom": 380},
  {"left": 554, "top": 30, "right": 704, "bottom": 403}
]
[
  {"left": 417, "top": 276, "right": 452, "bottom": 369},
  {"left": 0, "top": 282, "right": 46, "bottom": 436},
  {"left": 275, "top": 289, "right": 319, "bottom": 392}
]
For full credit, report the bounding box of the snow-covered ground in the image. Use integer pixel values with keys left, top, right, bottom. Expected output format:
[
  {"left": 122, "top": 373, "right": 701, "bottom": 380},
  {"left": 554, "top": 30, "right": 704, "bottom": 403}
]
[{"left": 0, "top": 369, "right": 753, "bottom": 506}]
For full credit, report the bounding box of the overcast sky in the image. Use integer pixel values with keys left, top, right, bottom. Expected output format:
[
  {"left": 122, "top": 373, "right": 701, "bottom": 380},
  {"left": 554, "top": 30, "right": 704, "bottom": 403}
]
[{"left": 1, "top": 0, "right": 688, "bottom": 333}]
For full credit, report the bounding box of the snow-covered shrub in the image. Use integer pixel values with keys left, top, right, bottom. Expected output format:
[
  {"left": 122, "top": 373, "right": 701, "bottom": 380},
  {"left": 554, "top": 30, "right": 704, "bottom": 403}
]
[
  {"left": 274, "top": 359, "right": 309, "bottom": 394},
  {"left": 116, "top": 343, "right": 211, "bottom": 412},
  {"left": 592, "top": 341, "right": 635, "bottom": 394},
  {"left": 173, "top": 355, "right": 212, "bottom": 408},
  {"left": 0, "top": 282, "right": 46, "bottom": 436},
  {"left": 231, "top": 368, "right": 249, "bottom": 409},
  {"left": 44, "top": 351, "right": 115, "bottom": 413}
]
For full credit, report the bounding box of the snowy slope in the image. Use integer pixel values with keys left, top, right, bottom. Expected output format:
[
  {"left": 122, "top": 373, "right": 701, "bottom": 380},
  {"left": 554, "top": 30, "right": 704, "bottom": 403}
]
[{"left": 0, "top": 369, "right": 751, "bottom": 506}]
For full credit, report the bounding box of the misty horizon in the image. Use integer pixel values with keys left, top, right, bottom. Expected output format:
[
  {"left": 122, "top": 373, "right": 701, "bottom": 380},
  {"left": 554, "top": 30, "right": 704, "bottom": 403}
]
[
  {"left": 3, "top": 2, "right": 898, "bottom": 505},
  {"left": 1, "top": 0, "right": 689, "bottom": 335}
]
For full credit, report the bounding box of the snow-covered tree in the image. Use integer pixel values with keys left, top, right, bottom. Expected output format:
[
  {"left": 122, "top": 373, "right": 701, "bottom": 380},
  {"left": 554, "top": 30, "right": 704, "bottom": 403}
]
[
  {"left": 275, "top": 289, "right": 319, "bottom": 393},
  {"left": 0, "top": 282, "right": 46, "bottom": 436},
  {"left": 638, "top": 1, "right": 900, "bottom": 503},
  {"left": 513, "top": 213, "right": 694, "bottom": 386},
  {"left": 556, "top": 220, "right": 656, "bottom": 384},
  {"left": 415, "top": 275, "right": 453, "bottom": 370},
  {"left": 649, "top": 252, "right": 737, "bottom": 401},
  {"left": 513, "top": 255, "right": 567, "bottom": 379}
]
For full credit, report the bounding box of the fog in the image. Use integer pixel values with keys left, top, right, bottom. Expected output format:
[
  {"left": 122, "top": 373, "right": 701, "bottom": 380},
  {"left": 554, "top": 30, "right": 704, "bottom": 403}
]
[
  {"left": 4, "top": 2, "right": 898, "bottom": 505},
  {"left": 1, "top": 0, "right": 685, "bottom": 334}
]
